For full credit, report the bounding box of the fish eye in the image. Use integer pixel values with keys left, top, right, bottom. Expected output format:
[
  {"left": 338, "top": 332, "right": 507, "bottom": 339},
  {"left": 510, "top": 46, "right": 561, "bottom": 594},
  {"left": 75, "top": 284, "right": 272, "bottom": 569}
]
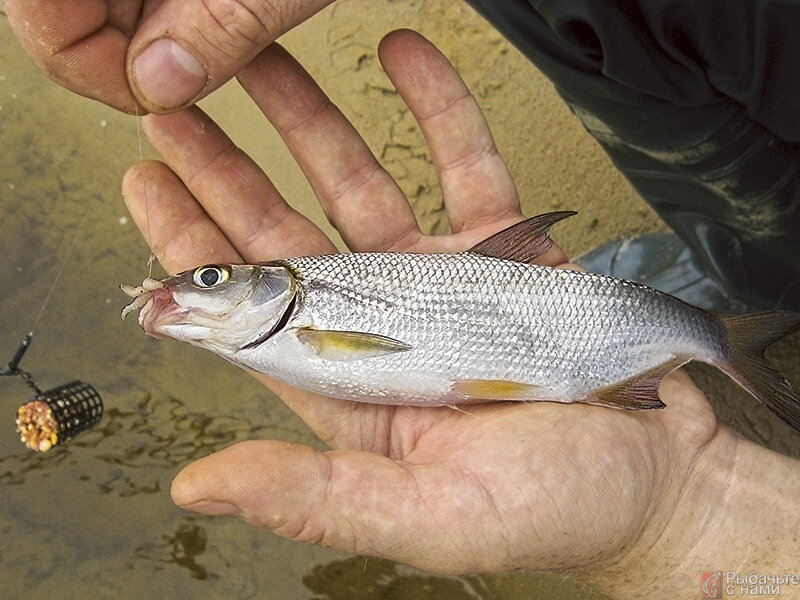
[{"left": 192, "top": 266, "right": 230, "bottom": 288}]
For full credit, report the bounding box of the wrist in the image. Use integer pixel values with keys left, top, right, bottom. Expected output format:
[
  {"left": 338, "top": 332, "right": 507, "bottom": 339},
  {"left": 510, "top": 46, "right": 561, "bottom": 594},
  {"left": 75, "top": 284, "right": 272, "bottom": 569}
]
[{"left": 582, "top": 423, "right": 800, "bottom": 599}]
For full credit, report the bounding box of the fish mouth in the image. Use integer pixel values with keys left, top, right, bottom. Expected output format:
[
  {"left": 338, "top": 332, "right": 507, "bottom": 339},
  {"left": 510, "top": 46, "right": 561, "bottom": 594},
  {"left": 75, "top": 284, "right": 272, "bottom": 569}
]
[{"left": 120, "top": 278, "right": 185, "bottom": 338}]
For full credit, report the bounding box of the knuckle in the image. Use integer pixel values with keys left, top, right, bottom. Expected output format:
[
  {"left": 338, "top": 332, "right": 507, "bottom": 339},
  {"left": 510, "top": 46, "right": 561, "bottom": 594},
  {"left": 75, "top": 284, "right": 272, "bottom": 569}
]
[{"left": 199, "top": 0, "right": 285, "bottom": 57}]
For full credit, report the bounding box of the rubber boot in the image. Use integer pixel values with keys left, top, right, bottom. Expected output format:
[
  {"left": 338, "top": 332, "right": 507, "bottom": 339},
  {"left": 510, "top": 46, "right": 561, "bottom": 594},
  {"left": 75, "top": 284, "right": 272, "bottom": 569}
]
[{"left": 567, "top": 101, "right": 800, "bottom": 312}]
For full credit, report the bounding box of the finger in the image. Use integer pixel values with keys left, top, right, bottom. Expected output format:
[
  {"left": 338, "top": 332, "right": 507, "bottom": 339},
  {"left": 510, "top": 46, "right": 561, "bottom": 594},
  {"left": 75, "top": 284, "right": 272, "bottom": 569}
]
[
  {"left": 378, "top": 30, "right": 522, "bottom": 233},
  {"left": 122, "top": 160, "right": 242, "bottom": 273},
  {"left": 127, "top": 0, "right": 335, "bottom": 113},
  {"left": 237, "top": 44, "right": 424, "bottom": 252},
  {"left": 171, "top": 440, "right": 491, "bottom": 573},
  {"left": 140, "top": 109, "right": 336, "bottom": 260},
  {"left": 5, "top": 0, "right": 144, "bottom": 112}
]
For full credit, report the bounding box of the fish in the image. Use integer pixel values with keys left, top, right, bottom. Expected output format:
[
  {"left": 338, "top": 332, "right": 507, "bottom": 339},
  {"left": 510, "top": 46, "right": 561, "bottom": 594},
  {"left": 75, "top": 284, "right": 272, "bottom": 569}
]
[{"left": 121, "top": 211, "right": 800, "bottom": 430}]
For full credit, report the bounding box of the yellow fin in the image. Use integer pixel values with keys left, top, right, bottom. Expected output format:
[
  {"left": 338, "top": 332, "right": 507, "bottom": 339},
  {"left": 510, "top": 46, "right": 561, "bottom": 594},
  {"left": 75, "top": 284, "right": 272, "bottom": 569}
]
[
  {"left": 454, "top": 379, "right": 543, "bottom": 400},
  {"left": 296, "top": 328, "right": 412, "bottom": 361}
]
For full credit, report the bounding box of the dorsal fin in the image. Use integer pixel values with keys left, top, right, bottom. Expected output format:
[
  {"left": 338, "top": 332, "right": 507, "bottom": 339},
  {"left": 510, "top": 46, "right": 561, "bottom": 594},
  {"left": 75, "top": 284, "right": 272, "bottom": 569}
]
[{"left": 469, "top": 211, "right": 577, "bottom": 263}]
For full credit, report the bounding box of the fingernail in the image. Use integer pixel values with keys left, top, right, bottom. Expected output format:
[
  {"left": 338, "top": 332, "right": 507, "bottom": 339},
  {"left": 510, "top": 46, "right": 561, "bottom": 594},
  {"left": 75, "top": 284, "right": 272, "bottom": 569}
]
[
  {"left": 179, "top": 499, "right": 241, "bottom": 517},
  {"left": 132, "top": 38, "right": 207, "bottom": 110}
]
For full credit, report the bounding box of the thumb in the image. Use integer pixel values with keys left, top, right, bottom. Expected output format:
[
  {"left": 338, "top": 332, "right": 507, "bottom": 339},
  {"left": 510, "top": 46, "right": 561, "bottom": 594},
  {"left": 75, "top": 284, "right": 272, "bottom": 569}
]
[
  {"left": 170, "top": 440, "right": 481, "bottom": 573},
  {"left": 128, "top": 0, "right": 335, "bottom": 113}
]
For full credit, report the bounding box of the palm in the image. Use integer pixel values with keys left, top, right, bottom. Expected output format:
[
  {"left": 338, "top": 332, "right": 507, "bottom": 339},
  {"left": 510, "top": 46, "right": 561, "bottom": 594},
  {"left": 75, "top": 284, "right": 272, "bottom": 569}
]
[{"left": 124, "top": 30, "right": 719, "bottom": 573}]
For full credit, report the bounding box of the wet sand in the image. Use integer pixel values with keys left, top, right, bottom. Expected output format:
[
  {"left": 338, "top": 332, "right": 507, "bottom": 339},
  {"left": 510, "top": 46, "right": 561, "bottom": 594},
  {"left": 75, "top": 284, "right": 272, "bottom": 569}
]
[{"left": 1, "top": 2, "right": 797, "bottom": 599}]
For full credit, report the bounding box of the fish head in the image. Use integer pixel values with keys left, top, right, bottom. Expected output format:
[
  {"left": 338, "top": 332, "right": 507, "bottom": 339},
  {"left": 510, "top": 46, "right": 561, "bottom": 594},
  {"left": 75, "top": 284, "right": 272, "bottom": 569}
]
[{"left": 121, "top": 263, "right": 297, "bottom": 353}]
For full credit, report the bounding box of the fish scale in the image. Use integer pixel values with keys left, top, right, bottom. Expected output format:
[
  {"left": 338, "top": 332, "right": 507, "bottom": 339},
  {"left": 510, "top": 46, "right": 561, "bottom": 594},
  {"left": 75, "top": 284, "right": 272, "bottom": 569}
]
[
  {"left": 122, "top": 212, "right": 800, "bottom": 430},
  {"left": 276, "top": 251, "right": 719, "bottom": 403}
]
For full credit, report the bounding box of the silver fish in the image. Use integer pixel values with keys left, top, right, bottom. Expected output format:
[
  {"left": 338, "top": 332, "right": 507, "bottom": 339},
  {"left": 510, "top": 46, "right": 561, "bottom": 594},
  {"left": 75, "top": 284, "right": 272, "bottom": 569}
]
[{"left": 121, "top": 212, "right": 800, "bottom": 430}]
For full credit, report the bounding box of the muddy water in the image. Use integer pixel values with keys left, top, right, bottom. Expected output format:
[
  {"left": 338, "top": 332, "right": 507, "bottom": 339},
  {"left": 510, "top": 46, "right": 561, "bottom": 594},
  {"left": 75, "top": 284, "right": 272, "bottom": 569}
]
[{"left": 2, "top": 2, "right": 797, "bottom": 599}]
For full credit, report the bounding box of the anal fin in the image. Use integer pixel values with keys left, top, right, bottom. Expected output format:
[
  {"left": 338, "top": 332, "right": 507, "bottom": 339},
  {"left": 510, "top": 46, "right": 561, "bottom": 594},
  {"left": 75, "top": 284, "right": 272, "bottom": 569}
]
[{"left": 589, "top": 359, "right": 687, "bottom": 410}]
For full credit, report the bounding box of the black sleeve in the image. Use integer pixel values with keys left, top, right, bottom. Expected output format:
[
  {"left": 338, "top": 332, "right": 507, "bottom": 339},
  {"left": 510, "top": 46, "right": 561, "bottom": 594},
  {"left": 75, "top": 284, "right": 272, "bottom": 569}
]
[{"left": 466, "top": 0, "right": 800, "bottom": 142}]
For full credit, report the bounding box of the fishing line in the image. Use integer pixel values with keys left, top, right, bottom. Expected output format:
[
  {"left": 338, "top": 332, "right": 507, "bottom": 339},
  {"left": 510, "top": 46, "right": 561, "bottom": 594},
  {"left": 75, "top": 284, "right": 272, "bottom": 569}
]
[
  {"left": 5, "top": 183, "right": 90, "bottom": 385},
  {"left": 26, "top": 208, "right": 85, "bottom": 339},
  {"left": 2, "top": 185, "right": 98, "bottom": 391},
  {"left": 134, "top": 104, "right": 156, "bottom": 278}
]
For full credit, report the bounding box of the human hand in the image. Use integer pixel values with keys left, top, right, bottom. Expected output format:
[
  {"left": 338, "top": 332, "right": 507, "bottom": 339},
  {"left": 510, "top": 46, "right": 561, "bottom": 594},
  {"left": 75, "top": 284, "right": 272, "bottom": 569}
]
[
  {"left": 122, "top": 30, "right": 785, "bottom": 597},
  {"left": 4, "top": 0, "right": 334, "bottom": 113}
]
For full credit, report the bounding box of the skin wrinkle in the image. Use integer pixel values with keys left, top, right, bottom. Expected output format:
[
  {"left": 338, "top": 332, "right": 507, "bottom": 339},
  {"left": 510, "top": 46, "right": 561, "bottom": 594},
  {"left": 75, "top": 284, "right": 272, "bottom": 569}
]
[
  {"left": 158, "top": 119, "right": 236, "bottom": 189},
  {"left": 475, "top": 469, "right": 523, "bottom": 569},
  {"left": 493, "top": 461, "right": 537, "bottom": 567},
  {"left": 570, "top": 444, "right": 622, "bottom": 522},
  {"left": 414, "top": 87, "right": 474, "bottom": 126},
  {"left": 235, "top": 204, "right": 292, "bottom": 263},
  {"left": 407, "top": 465, "right": 481, "bottom": 571},
  {"left": 178, "top": 139, "right": 265, "bottom": 200},
  {"left": 28, "top": 6, "right": 106, "bottom": 56},
  {"left": 455, "top": 208, "right": 523, "bottom": 240},
  {"left": 582, "top": 421, "right": 662, "bottom": 566},
  {"left": 55, "top": 22, "right": 109, "bottom": 57},
  {"left": 714, "top": 437, "right": 755, "bottom": 573},
  {"left": 439, "top": 139, "right": 502, "bottom": 189},
  {"left": 246, "top": 0, "right": 289, "bottom": 41},
  {"left": 320, "top": 159, "right": 388, "bottom": 210},
  {"left": 660, "top": 457, "right": 729, "bottom": 569},
  {"left": 315, "top": 403, "right": 365, "bottom": 448},
  {"left": 227, "top": 1, "right": 279, "bottom": 46},
  {"left": 382, "top": 223, "right": 425, "bottom": 254},
  {"left": 180, "top": 145, "right": 261, "bottom": 199},
  {"left": 518, "top": 461, "right": 567, "bottom": 565},
  {"left": 388, "top": 408, "right": 443, "bottom": 458},
  {"left": 430, "top": 117, "right": 497, "bottom": 175},
  {"left": 587, "top": 417, "right": 731, "bottom": 587},
  {"left": 198, "top": 0, "right": 274, "bottom": 55},
  {"left": 109, "top": 2, "right": 143, "bottom": 36},
  {"left": 385, "top": 410, "right": 412, "bottom": 458},
  {"left": 339, "top": 456, "right": 411, "bottom": 557},
  {"left": 274, "top": 93, "right": 336, "bottom": 139},
  {"left": 389, "top": 463, "right": 434, "bottom": 564},
  {"left": 352, "top": 404, "right": 387, "bottom": 455},
  {"left": 323, "top": 398, "right": 395, "bottom": 453},
  {"left": 264, "top": 449, "right": 331, "bottom": 542},
  {"left": 162, "top": 214, "right": 218, "bottom": 266}
]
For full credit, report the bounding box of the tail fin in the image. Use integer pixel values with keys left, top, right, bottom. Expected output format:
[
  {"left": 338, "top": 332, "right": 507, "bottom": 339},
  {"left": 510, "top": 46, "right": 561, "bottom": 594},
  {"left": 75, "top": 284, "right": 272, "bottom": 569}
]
[{"left": 719, "top": 311, "right": 800, "bottom": 432}]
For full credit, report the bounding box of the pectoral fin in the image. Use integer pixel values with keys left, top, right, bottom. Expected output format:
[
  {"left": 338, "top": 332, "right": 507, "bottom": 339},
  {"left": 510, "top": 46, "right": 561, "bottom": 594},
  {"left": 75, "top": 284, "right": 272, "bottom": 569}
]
[
  {"left": 296, "top": 328, "right": 412, "bottom": 361},
  {"left": 454, "top": 379, "right": 544, "bottom": 401},
  {"left": 589, "top": 359, "right": 687, "bottom": 410},
  {"left": 469, "top": 211, "right": 576, "bottom": 263}
]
